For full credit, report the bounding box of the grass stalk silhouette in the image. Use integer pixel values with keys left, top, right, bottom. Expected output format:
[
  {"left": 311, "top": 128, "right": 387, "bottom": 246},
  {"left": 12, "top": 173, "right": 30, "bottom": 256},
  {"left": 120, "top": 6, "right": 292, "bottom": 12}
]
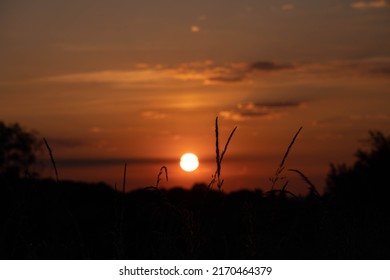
[
  {"left": 209, "top": 117, "right": 237, "bottom": 191},
  {"left": 122, "top": 162, "right": 127, "bottom": 193},
  {"left": 43, "top": 137, "right": 59, "bottom": 183},
  {"left": 3, "top": 122, "right": 388, "bottom": 260},
  {"left": 156, "top": 166, "right": 168, "bottom": 189},
  {"left": 288, "top": 168, "right": 319, "bottom": 196},
  {"left": 270, "top": 126, "right": 302, "bottom": 191}
]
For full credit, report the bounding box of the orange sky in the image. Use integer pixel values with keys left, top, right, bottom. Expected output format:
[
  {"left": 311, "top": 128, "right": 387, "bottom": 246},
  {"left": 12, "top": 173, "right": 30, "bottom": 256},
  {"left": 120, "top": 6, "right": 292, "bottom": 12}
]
[{"left": 1, "top": 0, "right": 390, "bottom": 194}]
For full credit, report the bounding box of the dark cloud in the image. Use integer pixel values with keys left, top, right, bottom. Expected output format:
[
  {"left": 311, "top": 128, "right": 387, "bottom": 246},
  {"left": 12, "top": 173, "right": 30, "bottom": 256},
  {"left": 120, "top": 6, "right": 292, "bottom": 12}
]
[
  {"left": 249, "top": 61, "right": 295, "bottom": 71},
  {"left": 220, "top": 110, "right": 280, "bottom": 122},
  {"left": 205, "top": 61, "right": 296, "bottom": 84},
  {"left": 238, "top": 111, "right": 270, "bottom": 117},
  {"left": 370, "top": 66, "right": 390, "bottom": 76},
  {"left": 245, "top": 101, "right": 302, "bottom": 109},
  {"left": 208, "top": 75, "right": 246, "bottom": 83},
  {"left": 220, "top": 101, "right": 303, "bottom": 121},
  {"left": 37, "top": 60, "right": 298, "bottom": 86}
]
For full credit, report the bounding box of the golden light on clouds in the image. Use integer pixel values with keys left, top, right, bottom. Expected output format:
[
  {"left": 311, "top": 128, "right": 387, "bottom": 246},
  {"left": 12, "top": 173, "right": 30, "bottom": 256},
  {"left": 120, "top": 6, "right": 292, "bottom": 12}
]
[
  {"left": 351, "top": 0, "right": 388, "bottom": 9},
  {"left": 31, "top": 59, "right": 390, "bottom": 92},
  {"left": 282, "top": 4, "right": 295, "bottom": 11},
  {"left": 191, "top": 25, "right": 200, "bottom": 33},
  {"left": 142, "top": 111, "right": 167, "bottom": 120},
  {"left": 1, "top": 0, "right": 389, "bottom": 195}
]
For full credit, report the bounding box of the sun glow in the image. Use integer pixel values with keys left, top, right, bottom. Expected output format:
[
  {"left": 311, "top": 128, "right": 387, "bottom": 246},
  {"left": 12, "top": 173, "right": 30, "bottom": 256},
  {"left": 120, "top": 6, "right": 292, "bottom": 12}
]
[{"left": 180, "top": 153, "right": 199, "bottom": 172}]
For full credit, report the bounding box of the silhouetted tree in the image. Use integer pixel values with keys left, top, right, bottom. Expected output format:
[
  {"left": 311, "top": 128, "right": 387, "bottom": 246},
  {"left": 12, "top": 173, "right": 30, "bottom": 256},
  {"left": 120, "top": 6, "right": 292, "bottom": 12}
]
[
  {"left": 324, "top": 131, "right": 390, "bottom": 258},
  {"left": 326, "top": 130, "right": 390, "bottom": 201},
  {"left": 0, "top": 121, "right": 41, "bottom": 179}
]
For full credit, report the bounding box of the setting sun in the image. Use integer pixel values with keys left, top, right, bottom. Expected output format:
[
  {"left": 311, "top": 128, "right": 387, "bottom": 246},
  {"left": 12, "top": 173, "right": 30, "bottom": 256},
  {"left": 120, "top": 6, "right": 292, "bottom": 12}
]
[{"left": 180, "top": 153, "right": 199, "bottom": 172}]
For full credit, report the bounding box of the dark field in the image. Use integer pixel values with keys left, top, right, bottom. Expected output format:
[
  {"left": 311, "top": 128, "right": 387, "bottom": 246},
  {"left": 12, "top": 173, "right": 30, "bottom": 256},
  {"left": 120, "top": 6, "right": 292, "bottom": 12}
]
[
  {"left": 1, "top": 176, "right": 389, "bottom": 260},
  {"left": 1, "top": 122, "right": 389, "bottom": 260}
]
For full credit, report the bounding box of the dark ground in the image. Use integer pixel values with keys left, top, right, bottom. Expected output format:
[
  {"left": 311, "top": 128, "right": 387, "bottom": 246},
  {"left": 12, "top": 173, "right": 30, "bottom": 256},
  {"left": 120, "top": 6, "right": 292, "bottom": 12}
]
[{"left": 1, "top": 177, "right": 389, "bottom": 260}]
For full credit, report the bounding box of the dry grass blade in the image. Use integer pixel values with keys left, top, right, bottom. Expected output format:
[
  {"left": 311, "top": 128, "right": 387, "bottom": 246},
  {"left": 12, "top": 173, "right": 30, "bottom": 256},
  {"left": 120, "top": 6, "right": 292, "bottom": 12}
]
[
  {"left": 209, "top": 117, "right": 237, "bottom": 191},
  {"left": 281, "top": 180, "right": 288, "bottom": 193},
  {"left": 220, "top": 126, "right": 237, "bottom": 163},
  {"left": 270, "top": 126, "right": 303, "bottom": 190},
  {"left": 215, "top": 117, "right": 221, "bottom": 180},
  {"left": 122, "top": 162, "right": 127, "bottom": 193},
  {"left": 288, "top": 168, "right": 320, "bottom": 196},
  {"left": 266, "top": 185, "right": 298, "bottom": 199},
  {"left": 279, "top": 126, "right": 302, "bottom": 169},
  {"left": 156, "top": 166, "right": 168, "bottom": 189},
  {"left": 43, "top": 137, "right": 59, "bottom": 183},
  {"left": 281, "top": 189, "right": 298, "bottom": 199}
]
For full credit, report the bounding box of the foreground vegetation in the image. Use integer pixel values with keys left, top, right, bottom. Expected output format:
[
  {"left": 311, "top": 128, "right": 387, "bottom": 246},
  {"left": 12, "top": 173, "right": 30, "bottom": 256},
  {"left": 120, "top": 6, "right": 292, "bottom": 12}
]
[
  {"left": 1, "top": 120, "right": 389, "bottom": 259},
  {"left": 1, "top": 175, "right": 389, "bottom": 259}
]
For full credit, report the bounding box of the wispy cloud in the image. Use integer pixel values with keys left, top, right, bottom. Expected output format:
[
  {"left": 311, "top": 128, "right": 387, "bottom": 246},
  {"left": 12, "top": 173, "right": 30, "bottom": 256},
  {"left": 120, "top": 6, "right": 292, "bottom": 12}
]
[
  {"left": 39, "top": 69, "right": 175, "bottom": 84},
  {"left": 54, "top": 43, "right": 129, "bottom": 52},
  {"left": 249, "top": 61, "right": 295, "bottom": 71},
  {"left": 191, "top": 25, "right": 200, "bottom": 33},
  {"left": 369, "top": 66, "right": 390, "bottom": 77},
  {"left": 33, "top": 57, "right": 390, "bottom": 88},
  {"left": 174, "top": 61, "right": 249, "bottom": 84},
  {"left": 351, "top": 0, "right": 388, "bottom": 9},
  {"left": 89, "top": 127, "right": 103, "bottom": 133},
  {"left": 207, "top": 75, "right": 246, "bottom": 83},
  {"left": 220, "top": 101, "right": 303, "bottom": 122},
  {"left": 281, "top": 4, "right": 295, "bottom": 11},
  {"left": 141, "top": 111, "right": 167, "bottom": 120}
]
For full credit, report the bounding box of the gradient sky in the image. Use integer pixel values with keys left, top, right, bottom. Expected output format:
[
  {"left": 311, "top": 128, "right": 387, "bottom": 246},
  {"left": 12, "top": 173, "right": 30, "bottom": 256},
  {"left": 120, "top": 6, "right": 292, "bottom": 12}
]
[{"left": 1, "top": 0, "right": 390, "bottom": 194}]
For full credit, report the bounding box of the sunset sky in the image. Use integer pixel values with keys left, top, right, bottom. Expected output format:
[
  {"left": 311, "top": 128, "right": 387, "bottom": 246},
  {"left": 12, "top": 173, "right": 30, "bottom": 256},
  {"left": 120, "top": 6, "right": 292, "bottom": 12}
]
[{"left": 1, "top": 0, "right": 389, "bottom": 194}]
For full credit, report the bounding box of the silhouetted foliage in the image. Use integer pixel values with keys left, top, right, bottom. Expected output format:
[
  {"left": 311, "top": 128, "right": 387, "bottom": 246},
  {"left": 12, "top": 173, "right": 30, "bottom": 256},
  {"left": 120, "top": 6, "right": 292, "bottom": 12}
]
[
  {"left": 324, "top": 131, "right": 390, "bottom": 259},
  {"left": 0, "top": 121, "right": 41, "bottom": 179},
  {"left": 326, "top": 131, "right": 390, "bottom": 199},
  {"left": 1, "top": 177, "right": 389, "bottom": 259},
  {"left": 1, "top": 128, "right": 390, "bottom": 260}
]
